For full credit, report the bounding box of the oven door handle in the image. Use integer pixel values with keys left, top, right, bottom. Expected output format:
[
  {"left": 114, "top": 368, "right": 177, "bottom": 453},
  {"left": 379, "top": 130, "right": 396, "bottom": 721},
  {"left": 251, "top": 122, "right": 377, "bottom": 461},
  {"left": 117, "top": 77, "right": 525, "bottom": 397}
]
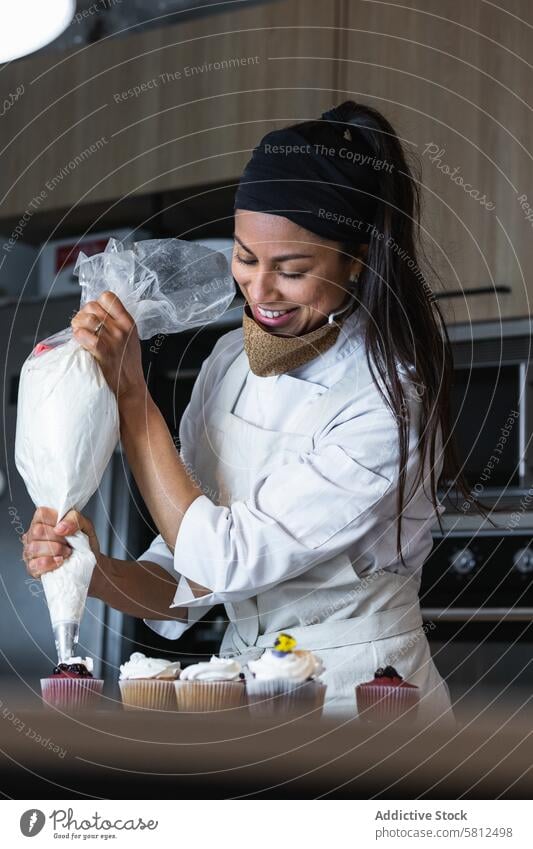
[
  {"left": 421, "top": 607, "right": 533, "bottom": 622},
  {"left": 164, "top": 369, "right": 200, "bottom": 380}
]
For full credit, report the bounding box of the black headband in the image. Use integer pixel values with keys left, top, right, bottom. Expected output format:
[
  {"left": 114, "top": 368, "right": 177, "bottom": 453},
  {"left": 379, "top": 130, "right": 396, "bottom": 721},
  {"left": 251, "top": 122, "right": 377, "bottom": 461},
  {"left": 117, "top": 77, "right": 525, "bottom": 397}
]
[{"left": 234, "top": 107, "right": 382, "bottom": 245}]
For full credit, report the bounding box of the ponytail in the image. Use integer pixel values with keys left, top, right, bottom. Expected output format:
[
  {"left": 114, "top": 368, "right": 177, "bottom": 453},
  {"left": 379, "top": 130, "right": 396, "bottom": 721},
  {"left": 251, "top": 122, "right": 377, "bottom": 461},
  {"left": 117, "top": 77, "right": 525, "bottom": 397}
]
[{"left": 324, "top": 101, "right": 495, "bottom": 567}]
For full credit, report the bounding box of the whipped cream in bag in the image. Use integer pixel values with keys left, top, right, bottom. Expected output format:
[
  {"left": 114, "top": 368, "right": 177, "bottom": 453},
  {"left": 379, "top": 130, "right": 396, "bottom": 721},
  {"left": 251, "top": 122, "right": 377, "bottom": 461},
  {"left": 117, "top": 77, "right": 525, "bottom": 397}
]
[
  {"left": 15, "top": 238, "right": 234, "bottom": 661},
  {"left": 16, "top": 335, "right": 118, "bottom": 662}
]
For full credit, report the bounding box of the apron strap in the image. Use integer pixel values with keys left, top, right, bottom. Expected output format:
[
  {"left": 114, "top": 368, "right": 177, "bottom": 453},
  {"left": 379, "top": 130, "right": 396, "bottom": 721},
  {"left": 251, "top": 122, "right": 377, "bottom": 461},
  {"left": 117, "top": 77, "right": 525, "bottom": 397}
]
[
  {"left": 217, "top": 343, "right": 255, "bottom": 413},
  {"left": 229, "top": 602, "right": 423, "bottom": 653}
]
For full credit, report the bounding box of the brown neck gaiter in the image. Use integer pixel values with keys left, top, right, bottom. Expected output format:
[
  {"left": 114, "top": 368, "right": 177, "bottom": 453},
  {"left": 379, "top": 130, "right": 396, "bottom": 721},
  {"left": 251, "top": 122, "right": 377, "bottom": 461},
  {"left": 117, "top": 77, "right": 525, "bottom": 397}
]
[{"left": 242, "top": 303, "right": 352, "bottom": 377}]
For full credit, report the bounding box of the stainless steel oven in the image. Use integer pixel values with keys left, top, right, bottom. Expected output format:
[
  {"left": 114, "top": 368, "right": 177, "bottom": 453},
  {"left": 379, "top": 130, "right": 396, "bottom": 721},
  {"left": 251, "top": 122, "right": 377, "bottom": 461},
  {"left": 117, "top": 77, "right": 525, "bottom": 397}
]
[
  {"left": 424, "top": 317, "right": 533, "bottom": 704},
  {"left": 421, "top": 509, "right": 533, "bottom": 704},
  {"left": 445, "top": 317, "right": 533, "bottom": 494}
]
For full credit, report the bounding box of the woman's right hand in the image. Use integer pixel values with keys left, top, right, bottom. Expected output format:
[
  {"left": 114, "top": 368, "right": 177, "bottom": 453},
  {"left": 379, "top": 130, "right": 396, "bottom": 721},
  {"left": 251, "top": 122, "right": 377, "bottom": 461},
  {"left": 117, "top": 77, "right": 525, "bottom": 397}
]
[{"left": 22, "top": 507, "right": 100, "bottom": 579}]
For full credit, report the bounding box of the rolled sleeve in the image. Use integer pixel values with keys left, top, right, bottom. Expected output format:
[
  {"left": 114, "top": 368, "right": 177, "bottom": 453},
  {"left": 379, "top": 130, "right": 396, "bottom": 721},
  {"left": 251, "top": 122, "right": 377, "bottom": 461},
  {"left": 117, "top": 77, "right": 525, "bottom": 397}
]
[
  {"left": 138, "top": 533, "right": 175, "bottom": 573},
  {"left": 139, "top": 534, "right": 216, "bottom": 639}
]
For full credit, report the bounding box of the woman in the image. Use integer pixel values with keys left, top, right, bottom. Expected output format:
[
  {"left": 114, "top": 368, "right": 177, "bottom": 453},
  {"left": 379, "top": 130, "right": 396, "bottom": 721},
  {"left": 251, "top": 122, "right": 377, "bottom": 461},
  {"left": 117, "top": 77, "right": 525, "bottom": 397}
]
[{"left": 22, "top": 101, "right": 467, "bottom": 723}]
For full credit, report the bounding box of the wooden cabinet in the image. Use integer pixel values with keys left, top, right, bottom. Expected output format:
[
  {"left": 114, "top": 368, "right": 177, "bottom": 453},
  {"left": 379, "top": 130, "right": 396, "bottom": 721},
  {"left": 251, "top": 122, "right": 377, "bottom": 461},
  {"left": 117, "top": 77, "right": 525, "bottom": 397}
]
[
  {"left": 337, "top": 0, "right": 533, "bottom": 322},
  {"left": 0, "top": 0, "right": 341, "bottom": 221},
  {"left": 2, "top": 0, "right": 532, "bottom": 320}
]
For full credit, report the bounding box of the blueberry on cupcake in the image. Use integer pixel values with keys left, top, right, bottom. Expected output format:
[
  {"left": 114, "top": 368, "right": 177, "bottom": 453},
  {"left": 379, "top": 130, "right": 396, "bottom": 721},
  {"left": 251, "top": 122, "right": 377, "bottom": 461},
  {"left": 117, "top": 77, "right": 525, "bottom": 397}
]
[
  {"left": 41, "top": 656, "right": 103, "bottom": 712},
  {"left": 355, "top": 665, "right": 420, "bottom": 724}
]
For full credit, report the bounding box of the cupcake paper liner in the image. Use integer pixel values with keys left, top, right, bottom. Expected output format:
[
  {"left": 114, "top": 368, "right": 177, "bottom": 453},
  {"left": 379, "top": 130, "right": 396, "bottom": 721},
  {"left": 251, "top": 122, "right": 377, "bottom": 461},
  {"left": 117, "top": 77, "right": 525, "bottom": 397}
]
[
  {"left": 41, "top": 677, "right": 104, "bottom": 711},
  {"left": 355, "top": 683, "right": 420, "bottom": 724},
  {"left": 119, "top": 679, "right": 178, "bottom": 711},
  {"left": 246, "top": 679, "right": 326, "bottom": 718},
  {"left": 174, "top": 680, "right": 247, "bottom": 712}
]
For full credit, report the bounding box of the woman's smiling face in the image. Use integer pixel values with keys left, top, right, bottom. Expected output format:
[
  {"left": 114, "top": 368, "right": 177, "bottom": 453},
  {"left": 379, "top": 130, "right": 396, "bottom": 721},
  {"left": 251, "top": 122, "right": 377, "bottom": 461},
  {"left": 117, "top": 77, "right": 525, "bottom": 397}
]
[{"left": 232, "top": 210, "right": 366, "bottom": 335}]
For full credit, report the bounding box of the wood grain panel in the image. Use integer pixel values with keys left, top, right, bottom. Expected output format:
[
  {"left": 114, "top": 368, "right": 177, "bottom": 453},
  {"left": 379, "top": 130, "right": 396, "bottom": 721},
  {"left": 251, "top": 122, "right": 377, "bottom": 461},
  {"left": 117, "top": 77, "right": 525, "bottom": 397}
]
[
  {"left": 0, "top": 1, "right": 341, "bottom": 221},
  {"left": 337, "top": 0, "right": 533, "bottom": 321}
]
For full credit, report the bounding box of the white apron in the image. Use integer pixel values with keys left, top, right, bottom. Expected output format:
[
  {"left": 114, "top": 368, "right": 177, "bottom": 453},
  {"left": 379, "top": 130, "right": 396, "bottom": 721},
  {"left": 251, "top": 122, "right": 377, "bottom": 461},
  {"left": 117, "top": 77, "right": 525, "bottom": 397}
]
[{"left": 193, "top": 349, "right": 455, "bottom": 726}]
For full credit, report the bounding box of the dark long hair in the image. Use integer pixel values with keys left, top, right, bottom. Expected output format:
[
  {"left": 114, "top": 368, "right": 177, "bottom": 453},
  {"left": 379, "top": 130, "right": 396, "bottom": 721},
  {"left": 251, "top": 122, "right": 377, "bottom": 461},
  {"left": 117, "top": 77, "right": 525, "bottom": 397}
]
[{"left": 319, "top": 100, "right": 495, "bottom": 567}]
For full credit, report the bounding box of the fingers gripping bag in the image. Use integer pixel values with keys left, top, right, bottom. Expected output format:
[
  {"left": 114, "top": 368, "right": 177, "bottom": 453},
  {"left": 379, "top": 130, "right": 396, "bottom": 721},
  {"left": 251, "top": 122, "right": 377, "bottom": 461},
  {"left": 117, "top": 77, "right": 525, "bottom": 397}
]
[{"left": 15, "top": 238, "right": 235, "bottom": 662}]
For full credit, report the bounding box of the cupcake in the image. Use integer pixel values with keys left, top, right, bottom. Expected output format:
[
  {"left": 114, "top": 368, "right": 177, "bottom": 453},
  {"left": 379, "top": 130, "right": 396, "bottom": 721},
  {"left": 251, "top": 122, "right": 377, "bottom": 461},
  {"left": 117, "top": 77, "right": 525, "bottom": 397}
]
[
  {"left": 174, "top": 656, "right": 246, "bottom": 712},
  {"left": 246, "top": 633, "right": 326, "bottom": 717},
  {"left": 119, "top": 652, "right": 181, "bottom": 711},
  {"left": 41, "top": 657, "right": 103, "bottom": 711},
  {"left": 355, "top": 665, "right": 420, "bottom": 724}
]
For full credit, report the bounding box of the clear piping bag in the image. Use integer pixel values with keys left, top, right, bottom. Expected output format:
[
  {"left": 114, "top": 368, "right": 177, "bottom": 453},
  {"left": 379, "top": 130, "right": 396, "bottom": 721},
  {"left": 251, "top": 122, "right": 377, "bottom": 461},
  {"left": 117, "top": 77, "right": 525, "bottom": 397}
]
[{"left": 15, "top": 238, "right": 235, "bottom": 662}]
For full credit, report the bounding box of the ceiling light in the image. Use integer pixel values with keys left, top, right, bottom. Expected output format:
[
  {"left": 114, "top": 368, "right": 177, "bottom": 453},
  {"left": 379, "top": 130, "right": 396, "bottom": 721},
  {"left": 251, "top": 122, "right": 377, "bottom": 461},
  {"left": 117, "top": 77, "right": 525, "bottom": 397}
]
[{"left": 0, "top": 0, "right": 75, "bottom": 63}]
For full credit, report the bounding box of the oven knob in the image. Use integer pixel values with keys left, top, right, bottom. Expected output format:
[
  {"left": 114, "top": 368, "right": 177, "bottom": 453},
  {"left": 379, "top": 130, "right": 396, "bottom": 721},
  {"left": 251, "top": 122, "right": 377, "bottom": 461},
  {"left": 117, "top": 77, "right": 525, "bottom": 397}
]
[
  {"left": 450, "top": 547, "right": 476, "bottom": 574},
  {"left": 513, "top": 547, "right": 533, "bottom": 574}
]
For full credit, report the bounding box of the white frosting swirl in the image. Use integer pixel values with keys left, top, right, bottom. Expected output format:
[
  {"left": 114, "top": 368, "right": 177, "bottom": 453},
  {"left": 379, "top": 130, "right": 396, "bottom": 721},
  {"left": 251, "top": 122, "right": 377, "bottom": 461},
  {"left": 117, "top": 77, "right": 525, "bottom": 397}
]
[
  {"left": 64, "top": 656, "right": 93, "bottom": 674},
  {"left": 180, "top": 656, "right": 243, "bottom": 682},
  {"left": 119, "top": 652, "right": 181, "bottom": 680},
  {"left": 248, "top": 649, "right": 324, "bottom": 683}
]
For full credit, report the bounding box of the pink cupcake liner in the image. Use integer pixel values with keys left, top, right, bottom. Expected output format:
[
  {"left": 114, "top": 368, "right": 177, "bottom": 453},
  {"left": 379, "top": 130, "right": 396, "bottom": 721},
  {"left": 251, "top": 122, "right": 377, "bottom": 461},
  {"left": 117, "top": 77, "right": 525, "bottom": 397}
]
[
  {"left": 41, "top": 677, "right": 104, "bottom": 711},
  {"left": 246, "top": 680, "right": 326, "bottom": 718},
  {"left": 174, "top": 680, "right": 247, "bottom": 712},
  {"left": 119, "top": 679, "right": 178, "bottom": 711},
  {"left": 355, "top": 683, "right": 420, "bottom": 724}
]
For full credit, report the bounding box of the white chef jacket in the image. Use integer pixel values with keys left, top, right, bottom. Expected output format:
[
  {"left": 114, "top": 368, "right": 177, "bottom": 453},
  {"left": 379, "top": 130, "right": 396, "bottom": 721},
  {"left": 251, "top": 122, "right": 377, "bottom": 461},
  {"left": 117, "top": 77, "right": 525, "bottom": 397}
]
[{"left": 139, "top": 306, "right": 444, "bottom": 640}]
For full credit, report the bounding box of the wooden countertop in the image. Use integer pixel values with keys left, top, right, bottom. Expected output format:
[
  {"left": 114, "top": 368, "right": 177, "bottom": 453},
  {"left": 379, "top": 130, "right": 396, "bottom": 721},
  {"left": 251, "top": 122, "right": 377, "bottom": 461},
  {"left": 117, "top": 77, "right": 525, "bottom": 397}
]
[{"left": 0, "top": 693, "right": 531, "bottom": 798}]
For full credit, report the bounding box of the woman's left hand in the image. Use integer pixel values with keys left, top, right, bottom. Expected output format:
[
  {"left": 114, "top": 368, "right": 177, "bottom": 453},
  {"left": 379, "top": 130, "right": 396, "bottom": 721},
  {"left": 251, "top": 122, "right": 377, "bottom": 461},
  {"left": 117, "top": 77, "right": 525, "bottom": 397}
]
[{"left": 71, "top": 291, "right": 146, "bottom": 405}]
